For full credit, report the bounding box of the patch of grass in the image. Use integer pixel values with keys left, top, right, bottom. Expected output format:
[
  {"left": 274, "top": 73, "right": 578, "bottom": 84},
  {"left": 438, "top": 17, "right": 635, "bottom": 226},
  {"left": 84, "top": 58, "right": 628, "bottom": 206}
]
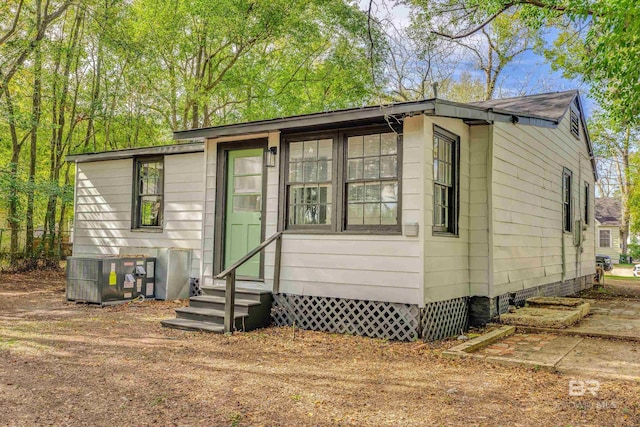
[
  {"left": 0, "top": 338, "right": 17, "bottom": 348},
  {"left": 151, "top": 394, "right": 166, "bottom": 406},
  {"left": 228, "top": 412, "right": 242, "bottom": 427},
  {"left": 605, "top": 275, "right": 640, "bottom": 281}
]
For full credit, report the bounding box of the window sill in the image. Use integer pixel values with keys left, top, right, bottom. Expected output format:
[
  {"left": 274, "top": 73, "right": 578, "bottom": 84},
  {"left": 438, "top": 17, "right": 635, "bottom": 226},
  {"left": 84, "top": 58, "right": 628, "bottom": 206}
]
[
  {"left": 131, "top": 227, "right": 163, "bottom": 233},
  {"left": 432, "top": 230, "right": 459, "bottom": 238},
  {"left": 283, "top": 228, "right": 402, "bottom": 236}
]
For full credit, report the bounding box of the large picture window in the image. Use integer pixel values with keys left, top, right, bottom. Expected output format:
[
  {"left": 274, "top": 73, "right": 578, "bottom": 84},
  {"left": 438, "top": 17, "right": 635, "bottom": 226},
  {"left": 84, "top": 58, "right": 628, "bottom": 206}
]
[
  {"left": 133, "top": 157, "right": 163, "bottom": 229},
  {"left": 433, "top": 127, "right": 459, "bottom": 235},
  {"left": 283, "top": 127, "right": 401, "bottom": 233}
]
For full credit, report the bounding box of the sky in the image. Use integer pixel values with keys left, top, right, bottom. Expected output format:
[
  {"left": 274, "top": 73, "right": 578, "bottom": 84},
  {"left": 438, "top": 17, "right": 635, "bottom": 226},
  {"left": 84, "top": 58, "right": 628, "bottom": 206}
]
[{"left": 357, "top": 0, "right": 595, "bottom": 118}]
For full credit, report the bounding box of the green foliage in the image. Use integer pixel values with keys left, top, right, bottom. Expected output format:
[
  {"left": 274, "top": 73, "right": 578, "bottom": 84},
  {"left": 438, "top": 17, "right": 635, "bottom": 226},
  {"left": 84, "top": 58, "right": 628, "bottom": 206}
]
[
  {"left": 408, "top": 0, "right": 640, "bottom": 125},
  {"left": 627, "top": 243, "right": 640, "bottom": 261},
  {"left": 0, "top": 0, "right": 383, "bottom": 261}
]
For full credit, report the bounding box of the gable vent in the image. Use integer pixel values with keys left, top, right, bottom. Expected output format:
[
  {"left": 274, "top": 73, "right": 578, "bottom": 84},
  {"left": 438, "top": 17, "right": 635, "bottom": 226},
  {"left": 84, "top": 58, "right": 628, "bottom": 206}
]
[{"left": 570, "top": 108, "right": 580, "bottom": 139}]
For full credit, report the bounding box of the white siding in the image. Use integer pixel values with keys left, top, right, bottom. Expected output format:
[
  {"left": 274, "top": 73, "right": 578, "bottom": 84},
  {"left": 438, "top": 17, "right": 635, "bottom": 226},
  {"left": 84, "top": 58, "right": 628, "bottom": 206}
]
[
  {"left": 423, "top": 117, "right": 472, "bottom": 303},
  {"left": 200, "top": 132, "right": 278, "bottom": 288},
  {"left": 277, "top": 116, "right": 424, "bottom": 305},
  {"left": 595, "top": 224, "right": 621, "bottom": 262},
  {"left": 200, "top": 121, "right": 424, "bottom": 304},
  {"left": 201, "top": 139, "right": 217, "bottom": 283},
  {"left": 73, "top": 152, "right": 204, "bottom": 277},
  {"left": 468, "top": 125, "right": 492, "bottom": 297},
  {"left": 490, "top": 115, "right": 596, "bottom": 296}
]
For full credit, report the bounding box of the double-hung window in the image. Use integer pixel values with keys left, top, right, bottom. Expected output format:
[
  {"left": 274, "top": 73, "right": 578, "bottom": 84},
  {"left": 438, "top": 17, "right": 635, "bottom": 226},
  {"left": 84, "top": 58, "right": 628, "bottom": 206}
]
[
  {"left": 133, "top": 157, "right": 164, "bottom": 229},
  {"left": 599, "top": 230, "right": 611, "bottom": 248},
  {"left": 283, "top": 127, "right": 401, "bottom": 233},
  {"left": 345, "top": 132, "right": 399, "bottom": 228},
  {"left": 584, "top": 182, "right": 589, "bottom": 224},
  {"left": 562, "top": 168, "right": 573, "bottom": 232},
  {"left": 287, "top": 138, "right": 333, "bottom": 229},
  {"left": 433, "top": 127, "right": 459, "bottom": 235}
]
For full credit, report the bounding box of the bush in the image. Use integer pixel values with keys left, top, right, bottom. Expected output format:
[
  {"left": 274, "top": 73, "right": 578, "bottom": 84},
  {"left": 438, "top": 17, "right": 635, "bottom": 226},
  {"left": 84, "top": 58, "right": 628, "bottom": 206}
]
[{"left": 627, "top": 244, "right": 640, "bottom": 261}]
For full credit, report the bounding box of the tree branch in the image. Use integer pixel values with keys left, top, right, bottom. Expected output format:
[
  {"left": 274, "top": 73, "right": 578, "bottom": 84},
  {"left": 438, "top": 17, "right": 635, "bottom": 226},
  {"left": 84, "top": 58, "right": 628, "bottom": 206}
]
[
  {"left": 0, "top": 0, "right": 24, "bottom": 46},
  {"left": 432, "top": 4, "right": 514, "bottom": 40},
  {"left": 432, "top": 1, "right": 595, "bottom": 40}
]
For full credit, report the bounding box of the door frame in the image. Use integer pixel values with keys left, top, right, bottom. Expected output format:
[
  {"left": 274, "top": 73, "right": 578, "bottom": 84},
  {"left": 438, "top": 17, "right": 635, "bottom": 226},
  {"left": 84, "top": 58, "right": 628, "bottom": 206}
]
[{"left": 213, "top": 138, "right": 268, "bottom": 280}]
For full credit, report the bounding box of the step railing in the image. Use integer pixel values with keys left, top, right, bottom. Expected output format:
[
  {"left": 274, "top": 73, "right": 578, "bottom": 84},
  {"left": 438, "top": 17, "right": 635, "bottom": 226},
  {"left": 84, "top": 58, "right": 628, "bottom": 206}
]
[{"left": 214, "top": 231, "right": 283, "bottom": 333}]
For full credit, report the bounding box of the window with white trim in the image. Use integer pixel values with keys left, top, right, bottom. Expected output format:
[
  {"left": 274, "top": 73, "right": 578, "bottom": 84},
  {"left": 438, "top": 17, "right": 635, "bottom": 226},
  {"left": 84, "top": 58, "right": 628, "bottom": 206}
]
[{"left": 599, "top": 229, "right": 611, "bottom": 248}]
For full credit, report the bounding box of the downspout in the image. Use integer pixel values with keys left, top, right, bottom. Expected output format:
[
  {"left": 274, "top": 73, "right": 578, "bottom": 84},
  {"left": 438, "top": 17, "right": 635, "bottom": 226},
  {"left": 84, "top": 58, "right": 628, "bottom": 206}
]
[{"left": 576, "top": 156, "right": 582, "bottom": 278}]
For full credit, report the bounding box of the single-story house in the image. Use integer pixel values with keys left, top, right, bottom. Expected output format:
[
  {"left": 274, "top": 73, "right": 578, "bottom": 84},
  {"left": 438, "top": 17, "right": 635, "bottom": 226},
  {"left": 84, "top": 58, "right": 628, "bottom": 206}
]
[
  {"left": 595, "top": 197, "right": 622, "bottom": 263},
  {"left": 67, "top": 90, "right": 597, "bottom": 341}
]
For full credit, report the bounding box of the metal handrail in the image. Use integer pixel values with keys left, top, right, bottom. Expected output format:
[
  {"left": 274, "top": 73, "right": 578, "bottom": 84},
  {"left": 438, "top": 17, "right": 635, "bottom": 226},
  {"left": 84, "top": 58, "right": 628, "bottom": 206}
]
[{"left": 215, "top": 231, "right": 283, "bottom": 333}]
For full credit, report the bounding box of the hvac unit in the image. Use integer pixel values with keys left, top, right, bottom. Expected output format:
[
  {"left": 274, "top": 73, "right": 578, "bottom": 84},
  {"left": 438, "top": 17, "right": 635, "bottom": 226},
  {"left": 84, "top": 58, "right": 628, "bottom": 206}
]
[
  {"left": 66, "top": 256, "right": 156, "bottom": 305},
  {"left": 118, "top": 247, "right": 192, "bottom": 300}
]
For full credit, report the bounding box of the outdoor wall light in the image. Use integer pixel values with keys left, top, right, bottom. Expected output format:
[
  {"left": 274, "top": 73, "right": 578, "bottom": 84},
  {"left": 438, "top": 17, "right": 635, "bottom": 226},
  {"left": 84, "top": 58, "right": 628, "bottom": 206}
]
[{"left": 265, "top": 146, "right": 278, "bottom": 168}]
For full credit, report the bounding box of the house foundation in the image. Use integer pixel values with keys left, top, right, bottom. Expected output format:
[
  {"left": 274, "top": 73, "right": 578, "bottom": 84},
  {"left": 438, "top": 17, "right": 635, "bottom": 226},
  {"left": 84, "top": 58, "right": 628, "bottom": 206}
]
[
  {"left": 468, "top": 274, "right": 596, "bottom": 327},
  {"left": 271, "top": 294, "right": 469, "bottom": 342}
]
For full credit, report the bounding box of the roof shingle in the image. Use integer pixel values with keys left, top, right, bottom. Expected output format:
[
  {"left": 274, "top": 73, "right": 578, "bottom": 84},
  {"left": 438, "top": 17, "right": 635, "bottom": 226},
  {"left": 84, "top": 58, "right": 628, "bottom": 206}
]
[
  {"left": 595, "top": 198, "right": 622, "bottom": 226},
  {"left": 469, "top": 90, "right": 578, "bottom": 122}
]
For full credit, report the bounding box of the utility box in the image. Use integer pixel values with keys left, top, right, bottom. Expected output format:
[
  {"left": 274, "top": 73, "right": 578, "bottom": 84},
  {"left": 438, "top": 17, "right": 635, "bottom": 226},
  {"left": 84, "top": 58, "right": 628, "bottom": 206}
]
[
  {"left": 66, "top": 256, "right": 156, "bottom": 304},
  {"left": 155, "top": 248, "right": 191, "bottom": 300},
  {"left": 118, "top": 247, "right": 192, "bottom": 300}
]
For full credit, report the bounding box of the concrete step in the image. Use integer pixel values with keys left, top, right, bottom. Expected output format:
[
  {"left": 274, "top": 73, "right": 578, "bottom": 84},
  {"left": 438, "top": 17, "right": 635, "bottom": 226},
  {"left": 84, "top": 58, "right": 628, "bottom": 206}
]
[
  {"left": 201, "top": 284, "right": 272, "bottom": 302},
  {"left": 189, "top": 295, "right": 259, "bottom": 313},
  {"left": 160, "top": 318, "right": 224, "bottom": 333},
  {"left": 163, "top": 286, "right": 273, "bottom": 334},
  {"left": 175, "top": 306, "right": 247, "bottom": 324}
]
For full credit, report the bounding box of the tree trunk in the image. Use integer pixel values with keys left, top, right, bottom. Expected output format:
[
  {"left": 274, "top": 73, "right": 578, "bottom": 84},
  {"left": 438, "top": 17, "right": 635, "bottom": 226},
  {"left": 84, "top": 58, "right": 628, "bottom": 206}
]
[
  {"left": 620, "top": 127, "right": 631, "bottom": 255},
  {"left": 4, "top": 86, "right": 23, "bottom": 262},
  {"left": 26, "top": 44, "right": 42, "bottom": 256}
]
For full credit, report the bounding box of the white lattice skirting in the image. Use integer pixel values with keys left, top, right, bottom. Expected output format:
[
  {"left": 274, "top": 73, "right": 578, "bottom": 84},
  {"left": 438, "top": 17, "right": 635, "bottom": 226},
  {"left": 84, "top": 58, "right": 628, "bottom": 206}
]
[
  {"left": 272, "top": 294, "right": 470, "bottom": 342},
  {"left": 421, "top": 297, "right": 469, "bottom": 341}
]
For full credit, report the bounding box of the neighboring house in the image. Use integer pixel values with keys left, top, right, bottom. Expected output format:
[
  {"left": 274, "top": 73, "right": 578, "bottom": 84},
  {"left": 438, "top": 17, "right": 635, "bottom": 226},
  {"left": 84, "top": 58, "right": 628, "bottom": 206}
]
[
  {"left": 595, "top": 197, "right": 622, "bottom": 263},
  {"left": 67, "top": 90, "right": 597, "bottom": 341}
]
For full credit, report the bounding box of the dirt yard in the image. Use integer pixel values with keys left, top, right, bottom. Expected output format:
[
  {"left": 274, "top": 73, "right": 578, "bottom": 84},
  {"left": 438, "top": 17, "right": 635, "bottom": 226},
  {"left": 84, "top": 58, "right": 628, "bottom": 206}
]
[
  {"left": 581, "top": 275, "right": 640, "bottom": 299},
  {"left": 1, "top": 271, "right": 638, "bottom": 426}
]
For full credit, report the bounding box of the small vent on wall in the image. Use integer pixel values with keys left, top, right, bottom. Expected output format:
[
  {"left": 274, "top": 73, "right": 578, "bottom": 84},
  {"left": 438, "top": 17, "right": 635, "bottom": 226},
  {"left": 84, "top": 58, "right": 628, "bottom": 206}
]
[{"left": 570, "top": 108, "right": 580, "bottom": 139}]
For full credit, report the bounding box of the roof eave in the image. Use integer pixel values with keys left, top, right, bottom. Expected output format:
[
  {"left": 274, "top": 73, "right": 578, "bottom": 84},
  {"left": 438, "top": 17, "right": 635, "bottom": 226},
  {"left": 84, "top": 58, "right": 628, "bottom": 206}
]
[
  {"left": 172, "top": 101, "right": 438, "bottom": 141},
  {"left": 172, "top": 99, "right": 563, "bottom": 141},
  {"left": 65, "top": 142, "right": 204, "bottom": 163}
]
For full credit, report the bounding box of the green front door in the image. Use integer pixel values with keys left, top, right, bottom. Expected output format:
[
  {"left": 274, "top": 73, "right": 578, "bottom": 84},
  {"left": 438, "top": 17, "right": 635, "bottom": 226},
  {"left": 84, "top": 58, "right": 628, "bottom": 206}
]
[{"left": 224, "top": 148, "right": 264, "bottom": 278}]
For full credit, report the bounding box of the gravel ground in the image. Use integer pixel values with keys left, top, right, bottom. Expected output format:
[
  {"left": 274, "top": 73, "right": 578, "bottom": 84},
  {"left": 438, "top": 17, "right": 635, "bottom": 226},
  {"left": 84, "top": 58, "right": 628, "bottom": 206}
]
[{"left": 0, "top": 270, "right": 638, "bottom": 426}]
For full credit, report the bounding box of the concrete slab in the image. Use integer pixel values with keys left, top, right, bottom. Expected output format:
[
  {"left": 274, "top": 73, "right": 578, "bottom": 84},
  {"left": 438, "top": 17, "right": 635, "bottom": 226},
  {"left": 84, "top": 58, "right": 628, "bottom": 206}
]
[
  {"left": 557, "top": 338, "right": 640, "bottom": 381},
  {"left": 446, "top": 297, "right": 640, "bottom": 379},
  {"left": 527, "top": 296, "right": 586, "bottom": 307},
  {"left": 443, "top": 326, "right": 515, "bottom": 358},
  {"left": 476, "top": 333, "right": 583, "bottom": 369},
  {"left": 500, "top": 304, "right": 589, "bottom": 328}
]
